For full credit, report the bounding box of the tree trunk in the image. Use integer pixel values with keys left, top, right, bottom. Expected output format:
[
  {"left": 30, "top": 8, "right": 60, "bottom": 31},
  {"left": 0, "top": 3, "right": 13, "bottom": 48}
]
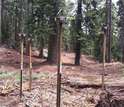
[
  {"left": 25, "top": 0, "right": 32, "bottom": 55},
  {"left": 47, "top": 0, "right": 59, "bottom": 64},
  {"left": 14, "top": 0, "right": 20, "bottom": 49},
  {"left": 0, "top": 0, "right": 1, "bottom": 42},
  {"left": 1, "top": 0, "right": 5, "bottom": 43},
  {"left": 75, "top": 40, "right": 81, "bottom": 65},
  {"left": 118, "top": 0, "right": 124, "bottom": 63},
  {"left": 106, "top": 0, "right": 112, "bottom": 63},
  {"left": 39, "top": 47, "right": 43, "bottom": 58},
  {"left": 74, "top": 0, "right": 82, "bottom": 65},
  {"left": 47, "top": 30, "right": 58, "bottom": 63},
  {"left": 122, "top": 47, "right": 124, "bottom": 63}
]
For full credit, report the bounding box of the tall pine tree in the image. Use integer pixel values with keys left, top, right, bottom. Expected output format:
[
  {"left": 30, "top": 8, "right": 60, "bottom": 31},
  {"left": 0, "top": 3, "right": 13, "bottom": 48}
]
[
  {"left": 74, "top": 0, "right": 82, "bottom": 65},
  {"left": 118, "top": 0, "right": 124, "bottom": 62}
]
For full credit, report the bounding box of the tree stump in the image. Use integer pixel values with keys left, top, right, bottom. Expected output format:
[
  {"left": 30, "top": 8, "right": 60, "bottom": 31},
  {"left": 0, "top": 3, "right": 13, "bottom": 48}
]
[{"left": 95, "top": 91, "right": 124, "bottom": 107}]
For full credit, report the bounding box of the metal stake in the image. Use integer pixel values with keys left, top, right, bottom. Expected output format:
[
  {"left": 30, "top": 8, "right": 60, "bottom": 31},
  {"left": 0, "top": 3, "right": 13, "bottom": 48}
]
[
  {"left": 102, "top": 31, "right": 106, "bottom": 90},
  {"left": 19, "top": 34, "right": 24, "bottom": 98},
  {"left": 56, "top": 18, "right": 63, "bottom": 107},
  {"left": 29, "top": 38, "right": 32, "bottom": 91}
]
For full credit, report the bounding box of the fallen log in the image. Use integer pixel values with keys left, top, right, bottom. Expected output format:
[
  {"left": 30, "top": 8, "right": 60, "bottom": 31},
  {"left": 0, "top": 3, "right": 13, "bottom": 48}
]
[
  {"left": 62, "top": 81, "right": 102, "bottom": 89},
  {"left": 62, "top": 79, "right": 124, "bottom": 90}
]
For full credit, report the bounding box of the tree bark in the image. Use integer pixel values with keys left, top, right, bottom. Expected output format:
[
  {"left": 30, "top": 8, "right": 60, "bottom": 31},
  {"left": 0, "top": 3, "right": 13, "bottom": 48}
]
[
  {"left": 47, "top": 30, "right": 58, "bottom": 63},
  {"left": 74, "top": 0, "right": 82, "bottom": 65},
  {"left": 0, "top": 0, "right": 1, "bottom": 42},
  {"left": 39, "top": 46, "right": 43, "bottom": 58},
  {"left": 47, "top": 0, "right": 59, "bottom": 64},
  {"left": 14, "top": 0, "right": 20, "bottom": 49},
  {"left": 122, "top": 47, "right": 124, "bottom": 63},
  {"left": 75, "top": 40, "right": 81, "bottom": 65},
  {"left": 1, "top": 0, "right": 5, "bottom": 43},
  {"left": 118, "top": 0, "right": 124, "bottom": 63},
  {"left": 106, "top": 0, "right": 112, "bottom": 63}
]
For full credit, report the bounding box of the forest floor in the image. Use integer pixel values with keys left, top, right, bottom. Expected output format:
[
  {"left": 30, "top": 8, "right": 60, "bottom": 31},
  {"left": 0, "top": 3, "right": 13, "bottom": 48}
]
[{"left": 0, "top": 45, "right": 124, "bottom": 107}]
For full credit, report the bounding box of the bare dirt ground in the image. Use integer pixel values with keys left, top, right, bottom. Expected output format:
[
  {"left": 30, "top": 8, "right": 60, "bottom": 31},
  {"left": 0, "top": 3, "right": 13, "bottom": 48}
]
[{"left": 0, "top": 45, "right": 124, "bottom": 107}]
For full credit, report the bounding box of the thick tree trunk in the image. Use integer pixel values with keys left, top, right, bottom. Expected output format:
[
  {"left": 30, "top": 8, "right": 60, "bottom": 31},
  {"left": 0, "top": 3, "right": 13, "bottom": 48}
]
[
  {"left": 14, "top": 0, "right": 20, "bottom": 49},
  {"left": 122, "top": 47, "right": 124, "bottom": 63},
  {"left": 1, "top": 0, "right": 5, "bottom": 43},
  {"left": 106, "top": 0, "right": 112, "bottom": 63},
  {"left": 75, "top": 40, "right": 81, "bottom": 65},
  {"left": 47, "top": 31, "right": 58, "bottom": 63},
  {"left": 39, "top": 47, "right": 43, "bottom": 58},
  {"left": 118, "top": 0, "right": 124, "bottom": 63},
  {"left": 25, "top": 0, "right": 33, "bottom": 55},
  {"left": 74, "top": 0, "right": 82, "bottom": 65},
  {"left": 0, "top": 0, "right": 1, "bottom": 42},
  {"left": 47, "top": 0, "right": 58, "bottom": 64}
]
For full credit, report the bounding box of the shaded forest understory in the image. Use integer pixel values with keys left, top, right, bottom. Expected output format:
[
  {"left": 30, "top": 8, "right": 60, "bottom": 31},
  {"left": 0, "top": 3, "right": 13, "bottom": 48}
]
[{"left": 0, "top": 45, "right": 124, "bottom": 107}]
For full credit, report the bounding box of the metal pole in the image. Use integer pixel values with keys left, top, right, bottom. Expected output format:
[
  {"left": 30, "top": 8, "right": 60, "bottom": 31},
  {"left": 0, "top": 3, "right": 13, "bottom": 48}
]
[
  {"left": 29, "top": 38, "right": 32, "bottom": 91},
  {"left": 20, "top": 34, "right": 24, "bottom": 98},
  {"left": 56, "top": 18, "right": 63, "bottom": 107},
  {"left": 102, "top": 31, "right": 106, "bottom": 90}
]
